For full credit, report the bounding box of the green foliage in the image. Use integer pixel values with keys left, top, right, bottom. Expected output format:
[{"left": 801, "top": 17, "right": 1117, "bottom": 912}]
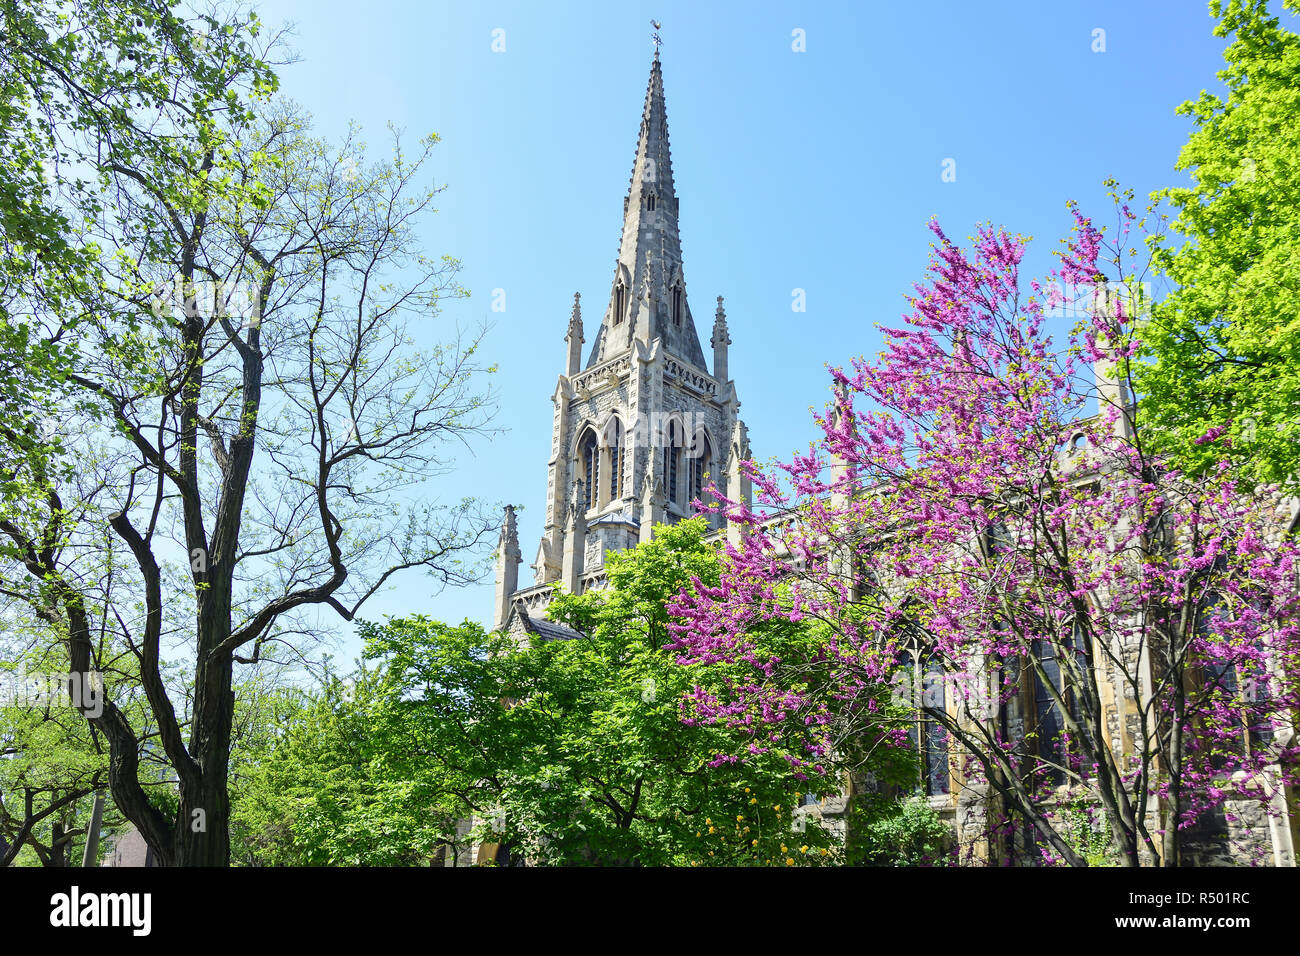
[
  {"left": 0, "top": 638, "right": 124, "bottom": 866},
  {"left": 224, "top": 519, "right": 929, "bottom": 867},
  {"left": 2, "top": 0, "right": 492, "bottom": 866},
  {"left": 1057, "top": 799, "right": 1121, "bottom": 868},
  {"left": 0, "top": 0, "right": 278, "bottom": 513},
  {"left": 1139, "top": 0, "right": 1300, "bottom": 488},
  {"left": 847, "top": 794, "right": 951, "bottom": 867},
  {"left": 341, "top": 519, "right": 844, "bottom": 866},
  {"left": 230, "top": 669, "right": 471, "bottom": 866}
]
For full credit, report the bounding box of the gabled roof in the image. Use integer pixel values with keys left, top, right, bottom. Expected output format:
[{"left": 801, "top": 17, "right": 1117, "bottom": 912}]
[{"left": 510, "top": 604, "right": 584, "bottom": 643}]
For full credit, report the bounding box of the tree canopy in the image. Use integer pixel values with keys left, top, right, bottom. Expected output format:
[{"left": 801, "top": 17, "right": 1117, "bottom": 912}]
[{"left": 1139, "top": 0, "right": 1300, "bottom": 491}]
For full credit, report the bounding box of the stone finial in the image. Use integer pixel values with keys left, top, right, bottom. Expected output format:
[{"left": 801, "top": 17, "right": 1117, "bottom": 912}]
[
  {"left": 493, "top": 505, "right": 524, "bottom": 631},
  {"left": 731, "top": 419, "right": 751, "bottom": 462},
  {"left": 711, "top": 296, "right": 729, "bottom": 344},
  {"left": 565, "top": 292, "right": 584, "bottom": 377},
  {"left": 641, "top": 468, "right": 664, "bottom": 505},
  {"left": 499, "top": 504, "right": 522, "bottom": 561},
  {"left": 1089, "top": 285, "right": 1134, "bottom": 441},
  {"left": 711, "top": 295, "right": 731, "bottom": 383},
  {"left": 567, "top": 293, "right": 583, "bottom": 341},
  {"left": 567, "top": 478, "right": 587, "bottom": 529},
  {"left": 639, "top": 469, "right": 665, "bottom": 543},
  {"left": 532, "top": 537, "right": 556, "bottom": 585},
  {"left": 562, "top": 479, "right": 588, "bottom": 593}
]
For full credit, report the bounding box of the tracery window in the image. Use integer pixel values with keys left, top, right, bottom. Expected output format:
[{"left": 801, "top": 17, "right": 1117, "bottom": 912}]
[
  {"left": 662, "top": 417, "right": 683, "bottom": 506},
  {"left": 1028, "top": 622, "right": 1086, "bottom": 787},
  {"left": 687, "top": 431, "right": 711, "bottom": 506},
  {"left": 1197, "top": 590, "right": 1275, "bottom": 770},
  {"left": 896, "top": 647, "right": 951, "bottom": 796},
  {"left": 578, "top": 428, "right": 598, "bottom": 512},
  {"left": 604, "top": 417, "right": 625, "bottom": 504}
]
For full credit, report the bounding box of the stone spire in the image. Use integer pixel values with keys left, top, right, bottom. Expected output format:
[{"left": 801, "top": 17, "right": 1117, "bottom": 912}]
[
  {"left": 562, "top": 478, "right": 587, "bottom": 593},
  {"left": 586, "top": 52, "right": 708, "bottom": 371},
  {"left": 711, "top": 295, "right": 731, "bottom": 384},
  {"left": 492, "top": 505, "right": 523, "bottom": 630},
  {"left": 565, "top": 292, "right": 584, "bottom": 377}
]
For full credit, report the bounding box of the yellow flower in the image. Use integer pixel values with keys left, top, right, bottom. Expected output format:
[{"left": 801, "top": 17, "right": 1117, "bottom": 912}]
[
  {"left": 744, "top": 788, "right": 751, "bottom": 793},
  {"left": 800, "top": 845, "right": 808, "bottom": 854},
  {"left": 774, "top": 804, "right": 782, "bottom": 811},
  {"left": 751, "top": 839, "right": 758, "bottom": 847},
  {"left": 704, "top": 818, "right": 712, "bottom": 826},
  {"left": 708, "top": 826, "right": 716, "bottom": 834},
  {"left": 780, "top": 844, "right": 787, "bottom": 853},
  {"left": 820, "top": 848, "right": 829, "bottom": 856},
  {"left": 695, "top": 831, "right": 701, "bottom": 837},
  {"left": 736, "top": 814, "right": 744, "bottom": 822},
  {"left": 785, "top": 858, "right": 795, "bottom": 866},
  {"left": 749, "top": 797, "right": 757, "bottom": 805}
]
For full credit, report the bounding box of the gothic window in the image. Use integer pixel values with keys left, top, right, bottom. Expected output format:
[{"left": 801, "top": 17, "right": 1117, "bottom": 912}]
[
  {"left": 1028, "top": 623, "right": 1086, "bottom": 787},
  {"left": 578, "top": 428, "right": 598, "bottom": 512},
  {"left": 646, "top": 193, "right": 656, "bottom": 211},
  {"left": 1197, "top": 590, "right": 1274, "bottom": 769},
  {"left": 604, "top": 418, "right": 625, "bottom": 504},
  {"left": 688, "top": 431, "right": 711, "bottom": 506},
  {"left": 614, "top": 283, "right": 626, "bottom": 326},
  {"left": 662, "top": 417, "right": 683, "bottom": 507},
  {"left": 1202, "top": 658, "right": 1274, "bottom": 769},
  {"left": 672, "top": 286, "right": 682, "bottom": 326},
  {"left": 1031, "top": 638, "right": 1066, "bottom": 784},
  {"left": 896, "top": 646, "right": 950, "bottom": 797},
  {"left": 983, "top": 519, "right": 1013, "bottom": 562}
]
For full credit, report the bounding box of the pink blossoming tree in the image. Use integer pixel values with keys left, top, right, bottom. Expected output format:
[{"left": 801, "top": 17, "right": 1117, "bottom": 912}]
[{"left": 669, "top": 197, "right": 1300, "bottom": 867}]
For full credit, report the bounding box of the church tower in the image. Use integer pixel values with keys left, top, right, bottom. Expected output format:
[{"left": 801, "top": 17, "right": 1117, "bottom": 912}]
[{"left": 496, "top": 49, "right": 750, "bottom": 621}]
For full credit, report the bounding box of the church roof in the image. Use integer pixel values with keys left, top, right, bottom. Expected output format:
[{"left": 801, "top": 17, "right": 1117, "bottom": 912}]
[{"left": 512, "top": 604, "right": 584, "bottom": 643}]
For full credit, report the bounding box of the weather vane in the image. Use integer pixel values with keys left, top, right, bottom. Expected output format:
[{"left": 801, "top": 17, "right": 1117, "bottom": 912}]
[{"left": 651, "top": 20, "right": 663, "bottom": 52}]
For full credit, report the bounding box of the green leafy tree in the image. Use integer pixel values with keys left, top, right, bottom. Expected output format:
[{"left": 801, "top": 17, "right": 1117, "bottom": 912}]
[
  {"left": 230, "top": 667, "right": 473, "bottom": 867},
  {"left": 0, "top": 635, "right": 143, "bottom": 867},
  {"left": 362, "top": 519, "right": 854, "bottom": 867},
  {"left": 847, "top": 794, "right": 951, "bottom": 867},
  {"left": 1139, "top": 0, "right": 1300, "bottom": 490},
  {"left": 0, "top": 0, "right": 280, "bottom": 518},
  {"left": 1, "top": 54, "right": 497, "bottom": 866}
]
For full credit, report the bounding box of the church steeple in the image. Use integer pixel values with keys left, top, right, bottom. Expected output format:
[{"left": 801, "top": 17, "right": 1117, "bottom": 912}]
[
  {"left": 519, "top": 38, "right": 749, "bottom": 601},
  {"left": 586, "top": 52, "right": 708, "bottom": 371}
]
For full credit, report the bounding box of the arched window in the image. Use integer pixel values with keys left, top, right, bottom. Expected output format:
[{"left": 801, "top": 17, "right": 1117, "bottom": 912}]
[
  {"left": 688, "top": 430, "right": 711, "bottom": 506},
  {"left": 1029, "top": 620, "right": 1088, "bottom": 786},
  {"left": 604, "top": 418, "right": 625, "bottom": 504},
  {"left": 578, "top": 428, "right": 598, "bottom": 512},
  {"left": 671, "top": 286, "right": 682, "bottom": 326},
  {"left": 646, "top": 193, "right": 656, "bottom": 211},
  {"left": 896, "top": 646, "right": 950, "bottom": 797},
  {"left": 1197, "top": 588, "right": 1274, "bottom": 770},
  {"left": 662, "top": 417, "right": 684, "bottom": 506},
  {"left": 614, "top": 283, "right": 626, "bottom": 326}
]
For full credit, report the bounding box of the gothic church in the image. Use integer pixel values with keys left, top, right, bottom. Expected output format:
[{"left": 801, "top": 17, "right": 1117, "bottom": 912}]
[{"left": 492, "top": 50, "right": 751, "bottom": 638}]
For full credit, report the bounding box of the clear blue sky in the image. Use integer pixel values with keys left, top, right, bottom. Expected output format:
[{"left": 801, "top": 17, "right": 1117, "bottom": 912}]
[{"left": 247, "top": 0, "right": 1281, "bottom": 660}]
